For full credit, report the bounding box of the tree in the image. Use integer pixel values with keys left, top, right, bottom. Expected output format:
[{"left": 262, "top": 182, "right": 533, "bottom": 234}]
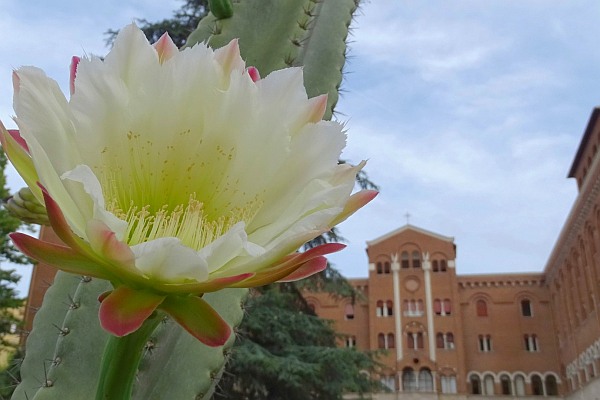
[
  {"left": 215, "top": 285, "right": 380, "bottom": 400},
  {"left": 0, "top": 151, "right": 29, "bottom": 398}
]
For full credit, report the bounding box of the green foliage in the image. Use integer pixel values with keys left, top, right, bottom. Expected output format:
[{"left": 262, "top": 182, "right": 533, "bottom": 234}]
[
  {"left": 215, "top": 286, "right": 379, "bottom": 400},
  {"left": 105, "top": 0, "right": 209, "bottom": 48}
]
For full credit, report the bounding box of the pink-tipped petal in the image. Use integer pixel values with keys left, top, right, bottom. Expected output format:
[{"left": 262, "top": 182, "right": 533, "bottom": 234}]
[
  {"left": 99, "top": 286, "right": 165, "bottom": 337},
  {"left": 10, "top": 232, "right": 109, "bottom": 279},
  {"left": 69, "top": 56, "right": 81, "bottom": 96},
  {"left": 86, "top": 219, "right": 135, "bottom": 267},
  {"left": 7, "top": 129, "right": 28, "bottom": 152},
  {"left": 278, "top": 256, "right": 328, "bottom": 282},
  {"left": 156, "top": 272, "right": 254, "bottom": 295},
  {"left": 160, "top": 295, "right": 231, "bottom": 346},
  {"left": 331, "top": 190, "right": 378, "bottom": 226},
  {"left": 306, "top": 94, "right": 328, "bottom": 123},
  {"left": 214, "top": 39, "right": 245, "bottom": 75},
  {"left": 153, "top": 33, "right": 178, "bottom": 64},
  {"left": 237, "top": 243, "right": 346, "bottom": 288},
  {"left": 247, "top": 66, "right": 260, "bottom": 82},
  {"left": 39, "top": 184, "right": 91, "bottom": 253}
]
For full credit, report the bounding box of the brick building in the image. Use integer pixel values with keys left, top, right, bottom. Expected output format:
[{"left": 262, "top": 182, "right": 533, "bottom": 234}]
[
  {"left": 306, "top": 108, "right": 600, "bottom": 399},
  {"left": 22, "top": 108, "right": 600, "bottom": 398}
]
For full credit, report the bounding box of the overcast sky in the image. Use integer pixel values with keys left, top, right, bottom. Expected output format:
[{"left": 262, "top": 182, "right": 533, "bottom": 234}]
[{"left": 1, "top": 0, "right": 599, "bottom": 295}]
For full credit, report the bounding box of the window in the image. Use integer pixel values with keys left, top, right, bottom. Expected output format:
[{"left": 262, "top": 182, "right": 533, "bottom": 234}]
[
  {"left": 384, "top": 262, "right": 391, "bottom": 274},
  {"left": 412, "top": 251, "right": 421, "bottom": 268},
  {"left": 378, "top": 333, "right": 386, "bottom": 349},
  {"left": 470, "top": 375, "right": 481, "bottom": 394},
  {"left": 524, "top": 334, "right": 539, "bottom": 351},
  {"left": 515, "top": 375, "right": 526, "bottom": 396},
  {"left": 381, "top": 375, "right": 395, "bottom": 391},
  {"left": 531, "top": 374, "right": 543, "bottom": 395},
  {"left": 476, "top": 299, "right": 488, "bottom": 317},
  {"left": 404, "top": 299, "right": 423, "bottom": 317},
  {"left": 376, "top": 300, "right": 384, "bottom": 317},
  {"left": 386, "top": 300, "right": 393, "bottom": 316},
  {"left": 407, "top": 332, "right": 424, "bottom": 349},
  {"left": 401, "top": 252, "right": 409, "bottom": 268},
  {"left": 402, "top": 368, "right": 417, "bottom": 392},
  {"left": 378, "top": 333, "right": 394, "bottom": 349},
  {"left": 521, "top": 299, "right": 533, "bottom": 317},
  {"left": 432, "top": 260, "right": 439, "bottom": 272},
  {"left": 437, "top": 332, "right": 454, "bottom": 349},
  {"left": 446, "top": 332, "right": 454, "bottom": 349},
  {"left": 545, "top": 375, "right": 558, "bottom": 396},
  {"left": 440, "top": 259, "right": 447, "bottom": 271},
  {"left": 419, "top": 369, "right": 433, "bottom": 392},
  {"left": 436, "top": 333, "right": 444, "bottom": 349},
  {"left": 345, "top": 336, "right": 356, "bottom": 348},
  {"left": 387, "top": 333, "right": 395, "bottom": 349},
  {"left": 441, "top": 376, "right": 457, "bottom": 394},
  {"left": 376, "top": 262, "right": 383, "bottom": 274},
  {"left": 434, "top": 299, "right": 451, "bottom": 316},
  {"left": 484, "top": 375, "right": 495, "bottom": 395},
  {"left": 500, "top": 375, "right": 512, "bottom": 395},
  {"left": 478, "top": 334, "right": 492, "bottom": 352},
  {"left": 344, "top": 303, "right": 355, "bottom": 320}
]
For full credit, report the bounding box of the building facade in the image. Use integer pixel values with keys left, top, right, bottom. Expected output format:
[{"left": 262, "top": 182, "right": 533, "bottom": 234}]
[{"left": 307, "top": 109, "right": 600, "bottom": 399}]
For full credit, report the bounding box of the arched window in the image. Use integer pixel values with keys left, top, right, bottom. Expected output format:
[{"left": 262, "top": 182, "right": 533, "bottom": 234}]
[
  {"left": 441, "top": 375, "right": 457, "bottom": 394},
  {"left": 401, "top": 252, "right": 409, "bottom": 268},
  {"left": 378, "top": 333, "right": 385, "bottom": 349},
  {"left": 345, "top": 336, "right": 356, "bottom": 348},
  {"left": 434, "top": 299, "right": 442, "bottom": 315},
  {"left": 440, "top": 259, "right": 447, "bottom": 271},
  {"left": 416, "top": 332, "right": 424, "bottom": 349},
  {"left": 436, "top": 333, "right": 444, "bottom": 348},
  {"left": 386, "top": 300, "right": 393, "bottom": 316},
  {"left": 446, "top": 332, "right": 454, "bottom": 349},
  {"left": 407, "top": 333, "right": 415, "bottom": 349},
  {"left": 476, "top": 299, "right": 488, "bottom": 317},
  {"left": 387, "top": 333, "right": 395, "bottom": 349},
  {"left": 376, "top": 262, "right": 383, "bottom": 274},
  {"left": 443, "top": 299, "right": 452, "bottom": 315},
  {"left": 432, "top": 260, "right": 439, "bottom": 272},
  {"left": 402, "top": 368, "right": 417, "bottom": 392},
  {"left": 412, "top": 251, "right": 421, "bottom": 268},
  {"left": 470, "top": 375, "right": 481, "bottom": 394},
  {"left": 376, "top": 300, "right": 384, "bottom": 317},
  {"left": 545, "top": 375, "right": 558, "bottom": 395},
  {"left": 384, "top": 262, "right": 391, "bottom": 274},
  {"left": 500, "top": 375, "right": 512, "bottom": 395},
  {"left": 484, "top": 375, "right": 495, "bottom": 395},
  {"left": 531, "top": 374, "right": 543, "bottom": 395},
  {"left": 521, "top": 299, "right": 533, "bottom": 317},
  {"left": 515, "top": 375, "right": 526, "bottom": 396},
  {"left": 419, "top": 369, "right": 433, "bottom": 392},
  {"left": 344, "top": 303, "right": 354, "bottom": 320}
]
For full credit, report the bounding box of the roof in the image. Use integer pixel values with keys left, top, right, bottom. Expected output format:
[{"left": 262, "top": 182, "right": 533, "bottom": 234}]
[
  {"left": 366, "top": 224, "right": 455, "bottom": 246},
  {"left": 568, "top": 107, "right": 600, "bottom": 178}
]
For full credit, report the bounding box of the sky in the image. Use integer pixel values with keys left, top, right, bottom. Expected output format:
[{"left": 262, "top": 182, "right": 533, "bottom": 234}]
[{"left": 1, "top": 0, "right": 600, "bottom": 295}]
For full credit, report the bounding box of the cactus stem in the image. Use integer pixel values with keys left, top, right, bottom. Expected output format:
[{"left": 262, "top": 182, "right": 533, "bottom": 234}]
[{"left": 95, "top": 311, "right": 162, "bottom": 400}]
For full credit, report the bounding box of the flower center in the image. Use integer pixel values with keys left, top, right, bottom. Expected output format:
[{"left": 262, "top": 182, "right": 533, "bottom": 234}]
[{"left": 107, "top": 194, "right": 260, "bottom": 250}]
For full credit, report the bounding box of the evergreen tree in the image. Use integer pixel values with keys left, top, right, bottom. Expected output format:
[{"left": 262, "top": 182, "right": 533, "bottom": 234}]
[{"left": 0, "top": 151, "right": 29, "bottom": 398}]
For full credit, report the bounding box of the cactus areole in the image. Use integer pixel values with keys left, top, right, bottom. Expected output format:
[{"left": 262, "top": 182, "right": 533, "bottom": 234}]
[{"left": 1, "top": 24, "right": 375, "bottom": 346}]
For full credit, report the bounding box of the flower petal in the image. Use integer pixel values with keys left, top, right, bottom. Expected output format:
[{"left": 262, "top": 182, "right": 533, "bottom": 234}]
[
  {"left": 99, "top": 286, "right": 165, "bottom": 337},
  {"left": 330, "top": 190, "right": 378, "bottom": 227},
  {"left": 86, "top": 219, "right": 135, "bottom": 267},
  {"left": 277, "top": 256, "right": 328, "bottom": 282},
  {"left": 160, "top": 295, "right": 231, "bottom": 346},
  {"left": 10, "top": 232, "right": 109, "bottom": 279},
  {"left": 0, "top": 123, "right": 40, "bottom": 200},
  {"left": 131, "top": 238, "right": 209, "bottom": 282},
  {"left": 153, "top": 33, "right": 178, "bottom": 64},
  {"left": 153, "top": 272, "right": 254, "bottom": 295}
]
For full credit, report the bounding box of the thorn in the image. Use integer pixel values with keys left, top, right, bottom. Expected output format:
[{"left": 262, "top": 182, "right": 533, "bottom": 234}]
[
  {"left": 52, "top": 324, "right": 70, "bottom": 336},
  {"left": 81, "top": 276, "right": 92, "bottom": 283}
]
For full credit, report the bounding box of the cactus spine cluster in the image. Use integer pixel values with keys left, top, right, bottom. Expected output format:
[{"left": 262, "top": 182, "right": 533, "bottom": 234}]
[{"left": 12, "top": 0, "right": 360, "bottom": 398}]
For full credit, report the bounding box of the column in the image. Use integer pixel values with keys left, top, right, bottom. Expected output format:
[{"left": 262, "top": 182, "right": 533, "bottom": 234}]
[
  {"left": 423, "top": 252, "right": 436, "bottom": 362},
  {"left": 392, "top": 253, "right": 403, "bottom": 361}
]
